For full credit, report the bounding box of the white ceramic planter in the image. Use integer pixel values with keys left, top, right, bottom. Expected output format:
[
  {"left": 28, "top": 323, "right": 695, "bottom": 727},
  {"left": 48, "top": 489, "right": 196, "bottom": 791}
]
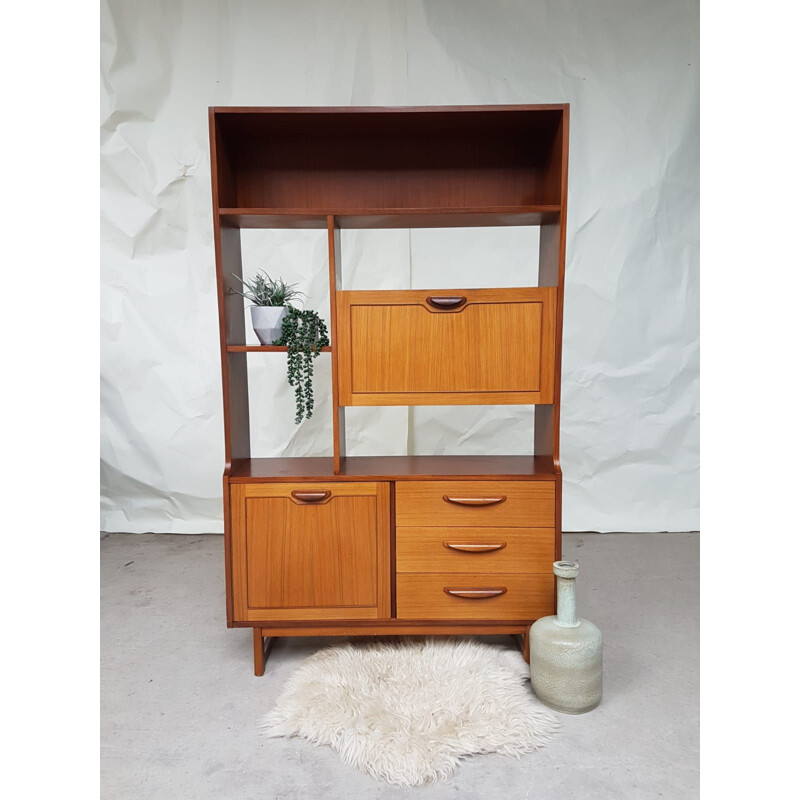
[{"left": 250, "top": 306, "right": 288, "bottom": 345}]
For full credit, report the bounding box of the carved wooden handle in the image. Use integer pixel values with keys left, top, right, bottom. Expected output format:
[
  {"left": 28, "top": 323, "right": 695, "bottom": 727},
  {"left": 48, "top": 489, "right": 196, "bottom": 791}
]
[
  {"left": 444, "top": 542, "right": 507, "bottom": 553},
  {"left": 290, "top": 490, "right": 331, "bottom": 503},
  {"left": 443, "top": 495, "right": 507, "bottom": 507},
  {"left": 444, "top": 587, "right": 508, "bottom": 599},
  {"left": 426, "top": 296, "right": 466, "bottom": 310}
]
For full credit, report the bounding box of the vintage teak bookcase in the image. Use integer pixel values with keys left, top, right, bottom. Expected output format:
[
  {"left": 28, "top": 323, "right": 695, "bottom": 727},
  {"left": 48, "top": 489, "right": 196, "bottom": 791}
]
[{"left": 209, "top": 106, "right": 568, "bottom": 675}]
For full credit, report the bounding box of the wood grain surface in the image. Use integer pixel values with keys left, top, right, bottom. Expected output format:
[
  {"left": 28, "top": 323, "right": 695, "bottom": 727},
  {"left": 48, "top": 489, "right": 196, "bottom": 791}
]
[
  {"left": 396, "top": 527, "right": 555, "bottom": 573},
  {"left": 396, "top": 573, "right": 555, "bottom": 620},
  {"left": 395, "top": 481, "right": 555, "bottom": 527}
]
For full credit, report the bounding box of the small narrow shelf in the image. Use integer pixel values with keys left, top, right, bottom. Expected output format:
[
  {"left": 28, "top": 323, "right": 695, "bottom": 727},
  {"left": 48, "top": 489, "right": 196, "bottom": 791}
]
[
  {"left": 226, "top": 345, "right": 332, "bottom": 353},
  {"left": 228, "top": 455, "right": 558, "bottom": 482},
  {"left": 219, "top": 206, "right": 561, "bottom": 230}
]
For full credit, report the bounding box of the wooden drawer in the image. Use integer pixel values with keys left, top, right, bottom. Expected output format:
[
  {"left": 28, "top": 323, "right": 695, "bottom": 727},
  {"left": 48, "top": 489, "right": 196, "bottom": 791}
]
[
  {"left": 231, "top": 482, "right": 391, "bottom": 622},
  {"left": 396, "top": 527, "right": 555, "bottom": 574},
  {"left": 396, "top": 573, "right": 555, "bottom": 620},
  {"left": 337, "top": 288, "right": 556, "bottom": 406},
  {"left": 395, "top": 480, "right": 555, "bottom": 527}
]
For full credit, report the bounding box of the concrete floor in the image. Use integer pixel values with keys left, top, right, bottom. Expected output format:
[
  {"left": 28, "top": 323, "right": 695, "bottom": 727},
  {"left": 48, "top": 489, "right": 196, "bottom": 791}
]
[{"left": 101, "top": 532, "right": 699, "bottom": 799}]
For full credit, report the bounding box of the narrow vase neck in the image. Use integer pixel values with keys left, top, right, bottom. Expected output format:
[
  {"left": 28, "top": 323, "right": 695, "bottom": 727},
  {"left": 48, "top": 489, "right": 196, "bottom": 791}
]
[{"left": 556, "top": 575, "right": 579, "bottom": 627}]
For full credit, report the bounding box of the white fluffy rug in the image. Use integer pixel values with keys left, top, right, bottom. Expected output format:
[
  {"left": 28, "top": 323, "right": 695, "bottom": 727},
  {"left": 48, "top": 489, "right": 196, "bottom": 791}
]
[{"left": 261, "top": 638, "right": 558, "bottom": 786}]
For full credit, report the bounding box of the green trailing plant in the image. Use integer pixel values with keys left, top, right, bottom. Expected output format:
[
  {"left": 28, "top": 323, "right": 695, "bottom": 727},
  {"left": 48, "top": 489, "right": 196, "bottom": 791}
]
[
  {"left": 231, "top": 270, "right": 304, "bottom": 307},
  {"left": 273, "top": 307, "right": 330, "bottom": 424}
]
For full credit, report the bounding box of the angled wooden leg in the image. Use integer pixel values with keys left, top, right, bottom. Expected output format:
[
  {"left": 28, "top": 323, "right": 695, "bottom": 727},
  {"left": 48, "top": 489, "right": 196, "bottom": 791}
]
[
  {"left": 253, "top": 628, "right": 274, "bottom": 676},
  {"left": 512, "top": 630, "right": 531, "bottom": 664}
]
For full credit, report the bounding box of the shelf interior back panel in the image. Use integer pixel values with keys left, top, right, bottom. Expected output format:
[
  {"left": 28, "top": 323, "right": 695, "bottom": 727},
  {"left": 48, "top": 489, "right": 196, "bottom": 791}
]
[{"left": 213, "top": 108, "right": 565, "bottom": 210}]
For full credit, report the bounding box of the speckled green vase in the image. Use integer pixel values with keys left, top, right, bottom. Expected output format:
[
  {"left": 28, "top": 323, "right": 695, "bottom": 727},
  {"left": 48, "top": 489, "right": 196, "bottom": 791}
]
[{"left": 529, "top": 561, "right": 603, "bottom": 714}]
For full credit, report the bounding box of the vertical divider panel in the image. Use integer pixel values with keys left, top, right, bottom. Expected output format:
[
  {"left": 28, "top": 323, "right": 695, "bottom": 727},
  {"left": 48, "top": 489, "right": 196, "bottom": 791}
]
[
  {"left": 533, "top": 106, "right": 568, "bottom": 616},
  {"left": 377, "top": 482, "right": 392, "bottom": 619},
  {"left": 210, "top": 109, "right": 248, "bottom": 626},
  {"left": 210, "top": 110, "right": 251, "bottom": 469},
  {"left": 389, "top": 482, "right": 397, "bottom": 618},
  {"left": 327, "top": 215, "right": 347, "bottom": 473},
  {"left": 534, "top": 106, "right": 569, "bottom": 472},
  {"left": 219, "top": 228, "right": 248, "bottom": 628},
  {"left": 218, "top": 225, "right": 250, "bottom": 466}
]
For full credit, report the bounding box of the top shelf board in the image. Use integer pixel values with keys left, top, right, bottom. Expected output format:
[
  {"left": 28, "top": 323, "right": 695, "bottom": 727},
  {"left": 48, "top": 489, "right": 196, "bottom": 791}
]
[
  {"left": 228, "top": 455, "right": 558, "bottom": 482},
  {"left": 218, "top": 206, "right": 561, "bottom": 230},
  {"left": 211, "top": 105, "right": 568, "bottom": 214}
]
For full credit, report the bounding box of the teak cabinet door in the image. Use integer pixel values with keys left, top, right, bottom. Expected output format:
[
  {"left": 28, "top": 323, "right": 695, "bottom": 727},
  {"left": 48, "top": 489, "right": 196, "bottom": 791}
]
[
  {"left": 231, "top": 482, "right": 390, "bottom": 622},
  {"left": 337, "top": 288, "right": 556, "bottom": 406}
]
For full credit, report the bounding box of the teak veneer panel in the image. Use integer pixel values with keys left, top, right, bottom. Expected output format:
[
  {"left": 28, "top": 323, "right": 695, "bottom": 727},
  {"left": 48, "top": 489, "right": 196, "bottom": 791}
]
[
  {"left": 396, "top": 573, "right": 555, "bottom": 621},
  {"left": 228, "top": 455, "right": 558, "bottom": 481},
  {"left": 396, "top": 527, "right": 556, "bottom": 574},
  {"left": 395, "top": 480, "right": 555, "bottom": 527},
  {"left": 231, "top": 482, "right": 390, "bottom": 622},
  {"left": 338, "top": 288, "right": 556, "bottom": 406}
]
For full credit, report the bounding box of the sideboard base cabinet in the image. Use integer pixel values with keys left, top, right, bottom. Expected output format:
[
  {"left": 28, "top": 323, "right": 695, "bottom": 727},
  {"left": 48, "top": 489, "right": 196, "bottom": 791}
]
[{"left": 211, "top": 105, "right": 569, "bottom": 675}]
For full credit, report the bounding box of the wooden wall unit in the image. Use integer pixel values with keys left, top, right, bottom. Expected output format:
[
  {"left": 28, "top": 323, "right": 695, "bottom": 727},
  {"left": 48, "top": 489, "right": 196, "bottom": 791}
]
[{"left": 210, "top": 105, "right": 569, "bottom": 675}]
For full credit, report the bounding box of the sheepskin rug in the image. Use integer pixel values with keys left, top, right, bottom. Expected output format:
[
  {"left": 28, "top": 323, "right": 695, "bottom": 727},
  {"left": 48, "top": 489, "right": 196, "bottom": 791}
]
[{"left": 261, "top": 637, "right": 558, "bottom": 786}]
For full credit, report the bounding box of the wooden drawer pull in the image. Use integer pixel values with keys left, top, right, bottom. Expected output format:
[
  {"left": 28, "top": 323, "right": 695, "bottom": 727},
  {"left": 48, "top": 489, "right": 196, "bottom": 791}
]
[
  {"left": 444, "top": 542, "right": 507, "bottom": 553},
  {"left": 426, "top": 295, "right": 466, "bottom": 311},
  {"left": 443, "top": 495, "right": 507, "bottom": 507},
  {"left": 444, "top": 587, "right": 508, "bottom": 599},
  {"left": 290, "top": 490, "right": 331, "bottom": 503}
]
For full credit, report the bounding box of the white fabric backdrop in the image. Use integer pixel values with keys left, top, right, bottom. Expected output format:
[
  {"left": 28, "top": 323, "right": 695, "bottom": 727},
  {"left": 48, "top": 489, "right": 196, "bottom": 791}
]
[{"left": 100, "top": 0, "right": 699, "bottom": 533}]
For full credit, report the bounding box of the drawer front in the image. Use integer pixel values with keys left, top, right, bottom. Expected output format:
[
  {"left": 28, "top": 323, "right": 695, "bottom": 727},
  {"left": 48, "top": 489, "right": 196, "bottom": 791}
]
[
  {"left": 396, "top": 527, "right": 556, "bottom": 574},
  {"left": 396, "top": 573, "right": 555, "bottom": 620},
  {"left": 337, "top": 288, "right": 556, "bottom": 406},
  {"left": 395, "top": 481, "right": 555, "bottom": 528},
  {"left": 231, "top": 482, "right": 391, "bottom": 622}
]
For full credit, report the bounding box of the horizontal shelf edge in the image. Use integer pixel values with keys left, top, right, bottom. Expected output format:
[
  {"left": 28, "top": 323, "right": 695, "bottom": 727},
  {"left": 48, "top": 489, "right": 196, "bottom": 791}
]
[
  {"left": 219, "top": 206, "right": 561, "bottom": 214},
  {"left": 212, "top": 104, "right": 568, "bottom": 114},
  {"left": 227, "top": 345, "right": 332, "bottom": 353},
  {"left": 228, "top": 455, "right": 558, "bottom": 482},
  {"left": 218, "top": 207, "right": 561, "bottom": 230}
]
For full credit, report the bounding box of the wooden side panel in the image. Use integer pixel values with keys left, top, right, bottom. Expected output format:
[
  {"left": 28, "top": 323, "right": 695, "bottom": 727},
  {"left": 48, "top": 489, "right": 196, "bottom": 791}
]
[
  {"left": 231, "top": 482, "right": 391, "bottom": 622},
  {"left": 396, "top": 573, "right": 555, "bottom": 620},
  {"left": 210, "top": 110, "right": 238, "bottom": 209},
  {"left": 211, "top": 109, "right": 249, "bottom": 628},
  {"left": 395, "top": 480, "right": 555, "bottom": 527},
  {"left": 396, "top": 527, "right": 555, "bottom": 573},
  {"left": 535, "top": 105, "right": 568, "bottom": 469},
  {"left": 327, "top": 216, "right": 346, "bottom": 473},
  {"left": 338, "top": 288, "right": 556, "bottom": 406},
  {"left": 211, "top": 112, "right": 250, "bottom": 467}
]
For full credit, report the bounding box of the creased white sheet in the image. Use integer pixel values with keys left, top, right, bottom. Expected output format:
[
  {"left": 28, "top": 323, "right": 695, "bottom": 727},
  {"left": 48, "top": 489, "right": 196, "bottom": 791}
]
[{"left": 100, "top": 0, "right": 699, "bottom": 533}]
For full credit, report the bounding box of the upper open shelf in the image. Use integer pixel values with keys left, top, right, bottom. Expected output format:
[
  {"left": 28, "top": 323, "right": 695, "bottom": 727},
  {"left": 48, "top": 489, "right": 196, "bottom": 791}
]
[
  {"left": 218, "top": 206, "right": 560, "bottom": 230},
  {"left": 211, "top": 106, "right": 567, "bottom": 222}
]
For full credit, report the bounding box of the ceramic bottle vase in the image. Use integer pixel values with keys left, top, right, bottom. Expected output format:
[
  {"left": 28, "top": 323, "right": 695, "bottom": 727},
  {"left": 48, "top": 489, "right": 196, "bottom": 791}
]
[{"left": 529, "top": 560, "right": 602, "bottom": 714}]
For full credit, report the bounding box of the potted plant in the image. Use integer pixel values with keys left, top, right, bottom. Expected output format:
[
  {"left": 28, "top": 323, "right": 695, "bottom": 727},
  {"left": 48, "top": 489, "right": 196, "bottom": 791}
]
[
  {"left": 232, "top": 269, "right": 330, "bottom": 423},
  {"left": 232, "top": 270, "right": 303, "bottom": 345}
]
